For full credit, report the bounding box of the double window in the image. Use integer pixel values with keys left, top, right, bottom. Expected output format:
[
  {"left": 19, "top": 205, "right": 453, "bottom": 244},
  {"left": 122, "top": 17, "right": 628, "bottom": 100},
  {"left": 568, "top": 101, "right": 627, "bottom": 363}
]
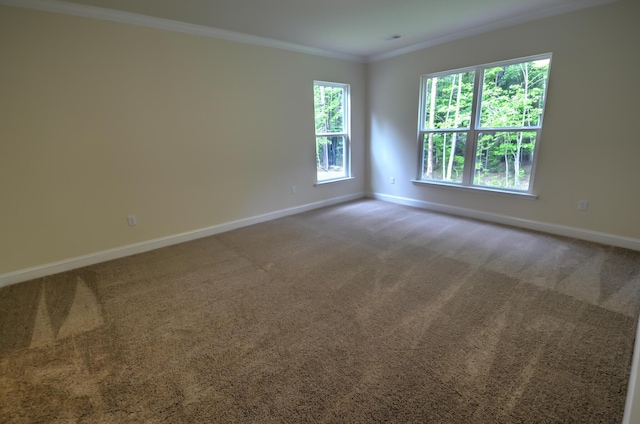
[
  {"left": 314, "top": 81, "right": 350, "bottom": 183},
  {"left": 417, "top": 54, "right": 551, "bottom": 193}
]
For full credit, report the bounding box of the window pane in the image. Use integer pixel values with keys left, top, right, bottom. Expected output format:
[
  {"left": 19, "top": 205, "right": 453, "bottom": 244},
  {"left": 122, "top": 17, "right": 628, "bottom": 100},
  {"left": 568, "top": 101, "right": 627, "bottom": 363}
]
[
  {"left": 421, "top": 132, "right": 467, "bottom": 183},
  {"left": 314, "top": 85, "right": 344, "bottom": 133},
  {"left": 473, "top": 131, "right": 537, "bottom": 190},
  {"left": 317, "top": 136, "right": 346, "bottom": 181},
  {"left": 423, "top": 71, "right": 475, "bottom": 130},
  {"left": 479, "top": 59, "right": 550, "bottom": 128}
]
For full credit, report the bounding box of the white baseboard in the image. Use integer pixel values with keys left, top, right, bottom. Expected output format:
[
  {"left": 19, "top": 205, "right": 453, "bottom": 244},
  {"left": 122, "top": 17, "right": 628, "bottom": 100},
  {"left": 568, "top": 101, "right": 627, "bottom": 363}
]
[
  {"left": 5, "top": 190, "right": 638, "bottom": 286},
  {"left": 7, "top": 191, "right": 635, "bottom": 289},
  {"left": 0, "top": 192, "right": 364, "bottom": 288},
  {"left": 367, "top": 192, "right": 640, "bottom": 251}
]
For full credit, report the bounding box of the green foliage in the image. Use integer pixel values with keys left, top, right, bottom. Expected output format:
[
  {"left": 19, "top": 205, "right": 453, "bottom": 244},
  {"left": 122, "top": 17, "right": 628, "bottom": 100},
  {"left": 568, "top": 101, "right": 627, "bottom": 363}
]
[
  {"left": 422, "top": 133, "right": 466, "bottom": 182},
  {"left": 314, "top": 84, "right": 347, "bottom": 178},
  {"left": 474, "top": 132, "right": 536, "bottom": 189},
  {"left": 314, "top": 85, "right": 344, "bottom": 133},
  {"left": 316, "top": 136, "right": 344, "bottom": 172},
  {"left": 480, "top": 60, "right": 549, "bottom": 128},
  {"left": 424, "top": 71, "right": 475, "bottom": 129},
  {"left": 421, "top": 59, "right": 549, "bottom": 190}
]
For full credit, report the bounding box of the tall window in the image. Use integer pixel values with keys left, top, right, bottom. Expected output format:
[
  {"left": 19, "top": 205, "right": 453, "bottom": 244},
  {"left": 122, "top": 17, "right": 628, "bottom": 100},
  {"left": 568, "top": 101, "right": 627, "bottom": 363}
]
[
  {"left": 314, "top": 81, "right": 350, "bottom": 183},
  {"left": 418, "top": 54, "right": 551, "bottom": 193}
]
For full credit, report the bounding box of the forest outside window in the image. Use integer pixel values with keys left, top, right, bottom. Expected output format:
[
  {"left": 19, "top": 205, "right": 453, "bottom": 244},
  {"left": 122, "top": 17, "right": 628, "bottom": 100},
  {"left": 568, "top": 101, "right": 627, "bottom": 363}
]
[
  {"left": 417, "top": 54, "right": 551, "bottom": 193},
  {"left": 314, "top": 81, "right": 350, "bottom": 183}
]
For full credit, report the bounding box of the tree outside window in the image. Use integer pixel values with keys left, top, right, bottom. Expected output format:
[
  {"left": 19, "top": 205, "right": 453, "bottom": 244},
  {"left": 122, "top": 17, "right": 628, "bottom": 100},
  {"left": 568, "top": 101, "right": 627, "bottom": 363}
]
[
  {"left": 314, "top": 81, "right": 350, "bottom": 183},
  {"left": 418, "top": 55, "right": 551, "bottom": 193}
]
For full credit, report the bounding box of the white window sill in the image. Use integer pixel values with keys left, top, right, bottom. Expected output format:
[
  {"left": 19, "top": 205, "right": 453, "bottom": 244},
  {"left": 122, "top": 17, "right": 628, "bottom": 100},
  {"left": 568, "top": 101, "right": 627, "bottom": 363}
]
[
  {"left": 315, "top": 177, "right": 355, "bottom": 186},
  {"left": 411, "top": 179, "right": 538, "bottom": 200}
]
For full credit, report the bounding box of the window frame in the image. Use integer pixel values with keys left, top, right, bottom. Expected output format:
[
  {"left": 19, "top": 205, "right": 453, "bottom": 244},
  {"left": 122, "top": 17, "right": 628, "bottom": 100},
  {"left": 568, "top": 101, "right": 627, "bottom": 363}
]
[
  {"left": 416, "top": 53, "right": 552, "bottom": 195},
  {"left": 313, "top": 81, "right": 351, "bottom": 184}
]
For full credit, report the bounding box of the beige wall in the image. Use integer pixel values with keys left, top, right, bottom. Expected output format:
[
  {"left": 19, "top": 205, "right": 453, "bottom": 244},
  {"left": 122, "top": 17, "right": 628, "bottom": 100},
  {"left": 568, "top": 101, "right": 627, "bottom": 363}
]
[
  {"left": 367, "top": 0, "right": 640, "bottom": 240},
  {"left": 0, "top": 6, "right": 366, "bottom": 274},
  {"left": 2, "top": 0, "right": 640, "bottom": 276}
]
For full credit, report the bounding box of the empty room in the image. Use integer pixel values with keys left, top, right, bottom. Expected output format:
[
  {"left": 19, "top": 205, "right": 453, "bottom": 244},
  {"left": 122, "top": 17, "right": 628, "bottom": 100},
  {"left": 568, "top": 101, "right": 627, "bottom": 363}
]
[{"left": 1, "top": 0, "right": 640, "bottom": 422}]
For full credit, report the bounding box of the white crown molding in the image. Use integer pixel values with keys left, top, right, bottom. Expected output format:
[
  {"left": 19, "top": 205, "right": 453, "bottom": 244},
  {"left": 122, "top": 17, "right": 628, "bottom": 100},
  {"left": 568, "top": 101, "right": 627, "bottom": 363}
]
[
  {"left": 0, "top": 192, "right": 365, "bottom": 288},
  {"left": 0, "top": 0, "right": 365, "bottom": 63},
  {"left": 368, "top": 0, "right": 619, "bottom": 62},
  {"left": 367, "top": 192, "right": 640, "bottom": 252},
  {"left": 1, "top": 0, "right": 618, "bottom": 64}
]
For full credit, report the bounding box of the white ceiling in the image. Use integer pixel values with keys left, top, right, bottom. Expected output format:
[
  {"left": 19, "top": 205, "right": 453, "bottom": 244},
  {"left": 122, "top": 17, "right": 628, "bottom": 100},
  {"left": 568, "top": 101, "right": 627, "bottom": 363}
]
[{"left": 36, "top": 0, "right": 615, "bottom": 61}]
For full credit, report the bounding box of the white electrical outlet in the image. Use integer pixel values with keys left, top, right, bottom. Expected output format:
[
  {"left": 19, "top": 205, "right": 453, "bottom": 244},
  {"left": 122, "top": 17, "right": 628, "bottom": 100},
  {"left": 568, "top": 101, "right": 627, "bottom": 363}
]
[
  {"left": 291, "top": 185, "right": 297, "bottom": 194},
  {"left": 578, "top": 200, "right": 588, "bottom": 211},
  {"left": 127, "top": 215, "right": 137, "bottom": 226},
  {"left": 390, "top": 177, "right": 395, "bottom": 184}
]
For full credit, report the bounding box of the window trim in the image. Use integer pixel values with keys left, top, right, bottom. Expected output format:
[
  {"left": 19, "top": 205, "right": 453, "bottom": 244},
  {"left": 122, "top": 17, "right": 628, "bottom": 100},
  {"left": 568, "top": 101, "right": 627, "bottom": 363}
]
[
  {"left": 313, "top": 80, "right": 351, "bottom": 184},
  {"left": 416, "top": 53, "right": 552, "bottom": 195},
  {"left": 411, "top": 178, "right": 538, "bottom": 199}
]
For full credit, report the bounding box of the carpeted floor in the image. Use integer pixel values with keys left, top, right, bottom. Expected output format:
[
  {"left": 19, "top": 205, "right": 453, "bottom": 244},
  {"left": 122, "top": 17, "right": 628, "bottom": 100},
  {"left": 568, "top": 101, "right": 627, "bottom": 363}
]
[{"left": 1, "top": 199, "right": 640, "bottom": 423}]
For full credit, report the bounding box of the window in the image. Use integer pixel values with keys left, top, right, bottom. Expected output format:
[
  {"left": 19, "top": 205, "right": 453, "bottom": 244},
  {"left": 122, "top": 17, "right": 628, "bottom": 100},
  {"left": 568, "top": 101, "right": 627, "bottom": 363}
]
[
  {"left": 417, "top": 54, "right": 551, "bottom": 193},
  {"left": 314, "top": 81, "right": 350, "bottom": 183}
]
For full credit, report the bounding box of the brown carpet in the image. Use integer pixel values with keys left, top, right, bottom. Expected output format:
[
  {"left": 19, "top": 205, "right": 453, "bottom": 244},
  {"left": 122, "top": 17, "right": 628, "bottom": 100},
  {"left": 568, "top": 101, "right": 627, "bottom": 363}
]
[{"left": 1, "top": 199, "right": 640, "bottom": 423}]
